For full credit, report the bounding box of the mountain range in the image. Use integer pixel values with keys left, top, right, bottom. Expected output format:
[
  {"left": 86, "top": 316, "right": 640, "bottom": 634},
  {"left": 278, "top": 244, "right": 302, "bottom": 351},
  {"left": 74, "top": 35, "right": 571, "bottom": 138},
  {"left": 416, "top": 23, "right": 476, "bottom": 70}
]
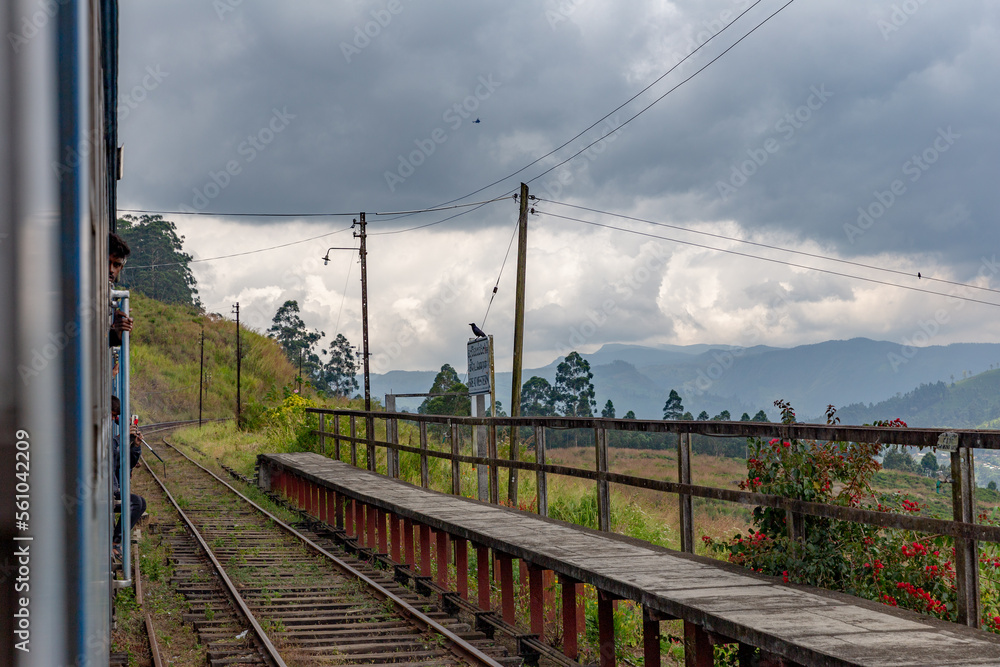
[{"left": 364, "top": 338, "right": 1000, "bottom": 425}]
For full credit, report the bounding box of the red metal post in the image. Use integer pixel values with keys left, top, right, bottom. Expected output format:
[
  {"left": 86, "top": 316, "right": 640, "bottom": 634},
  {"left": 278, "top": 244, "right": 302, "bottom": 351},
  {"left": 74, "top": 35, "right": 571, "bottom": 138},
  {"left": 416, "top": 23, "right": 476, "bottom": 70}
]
[
  {"left": 598, "top": 592, "right": 616, "bottom": 667},
  {"left": 561, "top": 576, "right": 579, "bottom": 660},
  {"left": 420, "top": 524, "right": 432, "bottom": 577},
  {"left": 684, "top": 621, "right": 712, "bottom": 667},
  {"left": 390, "top": 513, "right": 401, "bottom": 562},
  {"left": 377, "top": 508, "right": 388, "bottom": 555},
  {"left": 497, "top": 553, "right": 515, "bottom": 625},
  {"left": 354, "top": 501, "right": 364, "bottom": 544},
  {"left": 335, "top": 492, "right": 344, "bottom": 529},
  {"left": 297, "top": 476, "right": 306, "bottom": 509},
  {"left": 529, "top": 565, "right": 545, "bottom": 641},
  {"left": 476, "top": 545, "right": 490, "bottom": 610},
  {"left": 436, "top": 530, "right": 450, "bottom": 588},
  {"left": 318, "top": 487, "right": 327, "bottom": 522},
  {"left": 643, "top": 608, "right": 661, "bottom": 667},
  {"left": 366, "top": 504, "right": 377, "bottom": 549},
  {"left": 324, "top": 490, "right": 335, "bottom": 525},
  {"left": 403, "top": 517, "right": 415, "bottom": 567},
  {"left": 345, "top": 498, "right": 354, "bottom": 535},
  {"left": 544, "top": 570, "right": 556, "bottom": 625},
  {"left": 454, "top": 538, "right": 468, "bottom": 600}
]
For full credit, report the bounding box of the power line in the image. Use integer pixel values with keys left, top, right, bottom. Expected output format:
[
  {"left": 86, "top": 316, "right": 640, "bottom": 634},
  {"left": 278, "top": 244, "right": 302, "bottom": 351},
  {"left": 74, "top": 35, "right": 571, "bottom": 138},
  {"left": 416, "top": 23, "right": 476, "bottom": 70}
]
[
  {"left": 525, "top": 0, "right": 800, "bottom": 190},
  {"left": 126, "top": 224, "right": 355, "bottom": 269},
  {"left": 481, "top": 214, "right": 521, "bottom": 329},
  {"left": 343, "top": 0, "right": 788, "bottom": 235},
  {"left": 540, "top": 210, "right": 1000, "bottom": 309},
  {"left": 118, "top": 196, "right": 508, "bottom": 221},
  {"left": 539, "top": 198, "right": 1000, "bottom": 297}
]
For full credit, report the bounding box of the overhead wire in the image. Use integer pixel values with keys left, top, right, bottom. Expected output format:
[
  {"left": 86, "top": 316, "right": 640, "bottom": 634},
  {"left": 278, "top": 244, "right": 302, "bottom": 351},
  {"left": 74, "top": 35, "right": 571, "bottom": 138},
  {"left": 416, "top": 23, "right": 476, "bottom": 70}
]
[
  {"left": 540, "top": 210, "right": 1000, "bottom": 309},
  {"left": 524, "top": 0, "right": 799, "bottom": 190},
  {"left": 480, "top": 214, "right": 521, "bottom": 329},
  {"left": 539, "top": 198, "right": 1000, "bottom": 296},
  {"left": 124, "top": 223, "right": 355, "bottom": 270},
  {"left": 353, "top": 0, "right": 787, "bottom": 234}
]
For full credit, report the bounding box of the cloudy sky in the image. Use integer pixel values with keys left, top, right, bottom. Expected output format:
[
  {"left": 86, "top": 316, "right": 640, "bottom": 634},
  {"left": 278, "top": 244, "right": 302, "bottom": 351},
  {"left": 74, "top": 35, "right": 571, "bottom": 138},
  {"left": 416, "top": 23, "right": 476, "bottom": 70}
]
[{"left": 117, "top": 0, "right": 1000, "bottom": 372}]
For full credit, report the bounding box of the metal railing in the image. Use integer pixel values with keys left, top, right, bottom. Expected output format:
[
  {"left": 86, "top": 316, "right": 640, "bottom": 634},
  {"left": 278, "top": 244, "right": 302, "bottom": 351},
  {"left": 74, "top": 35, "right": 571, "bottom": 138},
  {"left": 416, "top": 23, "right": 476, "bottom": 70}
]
[{"left": 307, "top": 407, "right": 1000, "bottom": 628}]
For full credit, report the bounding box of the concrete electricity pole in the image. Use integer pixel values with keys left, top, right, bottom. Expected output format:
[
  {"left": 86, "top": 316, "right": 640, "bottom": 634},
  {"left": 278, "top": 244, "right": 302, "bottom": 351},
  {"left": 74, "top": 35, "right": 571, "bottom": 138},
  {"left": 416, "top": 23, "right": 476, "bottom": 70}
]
[
  {"left": 198, "top": 328, "right": 204, "bottom": 428},
  {"left": 355, "top": 213, "right": 375, "bottom": 470},
  {"left": 508, "top": 183, "right": 529, "bottom": 503},
  {"left": 232, "top": 302, "right": 241, "bottom": 428}
]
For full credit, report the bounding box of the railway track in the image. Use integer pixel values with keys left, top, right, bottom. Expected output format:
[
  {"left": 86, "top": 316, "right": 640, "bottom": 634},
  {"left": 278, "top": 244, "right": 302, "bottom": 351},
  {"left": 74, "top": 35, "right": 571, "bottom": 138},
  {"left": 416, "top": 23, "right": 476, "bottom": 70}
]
[{"left": 140, "top": 437, "right": 518, "bottom": 667}]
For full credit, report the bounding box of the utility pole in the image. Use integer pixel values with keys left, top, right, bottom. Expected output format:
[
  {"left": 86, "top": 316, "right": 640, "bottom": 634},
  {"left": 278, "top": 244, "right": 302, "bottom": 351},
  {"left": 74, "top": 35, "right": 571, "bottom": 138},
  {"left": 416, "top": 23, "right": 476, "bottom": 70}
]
[
  {"left": 355, "top": 213, "right": 375, "bottom": 470},
  {"left": 298, "top": 349, "right": 303, "bottom": 393},
  {"left": 198, "top": 328, "right": 204, "bottom": 428},
  {"left": 508, "top": 182, "right": 529, "bottom": 503},
  {"left": 233, "top": 302, "right": 241, "bottom": 428}
]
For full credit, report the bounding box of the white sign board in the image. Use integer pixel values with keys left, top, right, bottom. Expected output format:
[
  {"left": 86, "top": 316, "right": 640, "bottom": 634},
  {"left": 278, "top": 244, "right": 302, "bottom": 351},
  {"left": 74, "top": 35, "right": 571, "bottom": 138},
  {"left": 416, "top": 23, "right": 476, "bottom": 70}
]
[{"left": 467, "top": 337, "right": 491, "bottom": 396}]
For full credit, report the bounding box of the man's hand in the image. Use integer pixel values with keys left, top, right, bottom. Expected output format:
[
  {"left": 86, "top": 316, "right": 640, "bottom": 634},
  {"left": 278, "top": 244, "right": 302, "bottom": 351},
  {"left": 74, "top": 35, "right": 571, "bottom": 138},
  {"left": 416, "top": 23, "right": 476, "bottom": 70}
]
[
  {"left": 129, "top": 422, "right": 142, "bottom": 442},
  {"left": 112, "top": 309, "right": 134, "bottom": 334}
]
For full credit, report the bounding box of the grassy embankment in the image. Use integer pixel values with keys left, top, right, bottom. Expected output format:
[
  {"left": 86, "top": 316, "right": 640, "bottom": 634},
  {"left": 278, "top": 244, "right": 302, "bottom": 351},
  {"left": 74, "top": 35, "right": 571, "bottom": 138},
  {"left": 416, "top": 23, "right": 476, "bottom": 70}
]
[{"left": 128, "top": 292, "right": 298, "bottom": 423}]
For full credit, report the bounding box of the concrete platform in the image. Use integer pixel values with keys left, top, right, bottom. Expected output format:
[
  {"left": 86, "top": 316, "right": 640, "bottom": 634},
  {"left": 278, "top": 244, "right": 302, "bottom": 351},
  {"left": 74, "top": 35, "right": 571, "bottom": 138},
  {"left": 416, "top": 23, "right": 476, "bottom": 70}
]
[{"left": 258, "top": 452, "right": 1000, "bottom": 666}]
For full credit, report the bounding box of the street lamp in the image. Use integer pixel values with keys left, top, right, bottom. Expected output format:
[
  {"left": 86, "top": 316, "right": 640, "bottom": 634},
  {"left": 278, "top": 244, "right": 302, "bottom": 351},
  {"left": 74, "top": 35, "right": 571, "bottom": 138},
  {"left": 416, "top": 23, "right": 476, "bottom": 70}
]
[{"left": 322, "top": 214, "right": 374, "bottom": 471}]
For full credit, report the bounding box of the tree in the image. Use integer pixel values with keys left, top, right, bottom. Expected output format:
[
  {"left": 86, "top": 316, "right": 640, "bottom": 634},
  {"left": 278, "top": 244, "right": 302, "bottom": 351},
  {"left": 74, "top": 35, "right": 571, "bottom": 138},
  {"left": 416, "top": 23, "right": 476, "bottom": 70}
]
[
  {"left": 117, "top": 214, "right": 200, "bottom": 306},
  {"left": 521, "top": 376, "right": 556, "bottom": 416},
  {"left": 681, "top": 411, "right": 694, "bottom": 421},
  {"left": 418, "top": 364, "right": 470, "bottom": 416},
  {"left": 989, "top": 481, "right": 998, "bottom": 492},
  {"left": 713, "top": 410, "right": 731, "bottom": 421},
  {"left": 882, "top": 446, "right": 916, "bottom": 472},
  {"left": 740, "top": 412, "right": 752, "bottom": 422},
  {"left": 662, "top": 389, "right": 684, "bottom": 420},
  {"left": 624, "top": 410, "right": 636, "bottom": 419},
  {"left": 697, "top": 410, "right": 710, "bottom": 421},
  {"left": 920, "top": 452, "right": 939, "bottom": 476},
  {"left": 752, "top": 410, "right": 769, "bottom": 422},
  {"left": 601, "top": 400, "right": 616, "bottom": 419},
  {"left": 553, "top": 351, "right": 596, "bottom": 417},
  {"left": 318, "top": 333, "right": 359, "bottom": 396},
  {"left": 267, "top": 300, "right": 324, "bottom": 386}
]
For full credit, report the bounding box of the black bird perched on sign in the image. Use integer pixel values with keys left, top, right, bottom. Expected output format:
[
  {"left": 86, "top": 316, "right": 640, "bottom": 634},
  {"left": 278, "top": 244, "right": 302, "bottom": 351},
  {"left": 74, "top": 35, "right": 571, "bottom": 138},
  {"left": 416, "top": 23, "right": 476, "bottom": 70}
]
[{"left": 469, "top": 323, "right": 487, "bottom": 338}]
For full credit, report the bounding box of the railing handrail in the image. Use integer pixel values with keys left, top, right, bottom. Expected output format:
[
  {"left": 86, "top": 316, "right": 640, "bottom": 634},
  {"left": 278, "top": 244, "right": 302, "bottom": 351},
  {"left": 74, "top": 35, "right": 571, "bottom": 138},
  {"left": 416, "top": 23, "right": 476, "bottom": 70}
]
[
  {"left": 306, "top": 407, "right": 1000, "bottom": 449},
  {"left": 310, "top": 406, "right": 989, "bottom": 626}
]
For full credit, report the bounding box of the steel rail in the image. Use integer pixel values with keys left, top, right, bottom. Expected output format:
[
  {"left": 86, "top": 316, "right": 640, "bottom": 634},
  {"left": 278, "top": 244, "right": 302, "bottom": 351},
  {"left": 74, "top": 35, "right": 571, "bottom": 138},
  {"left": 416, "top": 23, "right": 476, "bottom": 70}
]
[
  {"left": 161, "top": 439, "right": 505, "bottom": 667},
  {"left": 142, "top": 459, "right": 287, "bottom": 667}
]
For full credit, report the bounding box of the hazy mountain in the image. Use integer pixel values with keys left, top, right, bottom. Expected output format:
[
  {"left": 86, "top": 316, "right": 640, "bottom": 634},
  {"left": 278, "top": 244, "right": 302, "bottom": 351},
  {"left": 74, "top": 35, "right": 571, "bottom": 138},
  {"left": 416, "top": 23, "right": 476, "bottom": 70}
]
[
  {"left": 837, "top": 369, "right": 1000, "bottom": 428},
  {"left": 363, "top": 338, "right": 1000, "bottom": 423}
]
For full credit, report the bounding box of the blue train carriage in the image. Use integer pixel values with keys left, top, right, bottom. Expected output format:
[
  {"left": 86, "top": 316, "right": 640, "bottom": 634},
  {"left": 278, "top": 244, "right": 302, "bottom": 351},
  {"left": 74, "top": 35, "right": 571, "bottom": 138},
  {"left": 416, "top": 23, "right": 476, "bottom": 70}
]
[{"left": 1, "top": 0, "right": 122, "bottom": 665}]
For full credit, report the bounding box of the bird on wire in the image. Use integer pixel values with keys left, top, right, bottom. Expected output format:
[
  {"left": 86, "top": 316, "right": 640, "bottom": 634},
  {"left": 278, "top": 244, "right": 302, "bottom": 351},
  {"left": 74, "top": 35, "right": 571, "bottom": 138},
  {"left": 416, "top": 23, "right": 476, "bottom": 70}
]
[{"left": 469, "top": 323, "right": 487, "bottom": 338}]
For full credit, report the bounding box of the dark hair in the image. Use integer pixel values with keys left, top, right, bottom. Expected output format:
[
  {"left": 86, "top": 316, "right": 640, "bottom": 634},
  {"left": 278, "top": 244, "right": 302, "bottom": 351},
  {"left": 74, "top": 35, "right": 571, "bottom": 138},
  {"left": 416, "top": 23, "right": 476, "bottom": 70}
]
[
  {"left": 111, "top": 395, "right": 120, "bottom": 414},
  {"left": 109, "top": 232, "right": 131, "bottom": 259}
]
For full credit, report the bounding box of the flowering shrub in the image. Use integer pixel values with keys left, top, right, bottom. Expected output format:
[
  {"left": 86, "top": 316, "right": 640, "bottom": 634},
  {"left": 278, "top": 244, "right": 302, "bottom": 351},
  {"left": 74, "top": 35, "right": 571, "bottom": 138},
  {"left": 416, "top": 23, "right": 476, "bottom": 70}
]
[{"left": 703, "top": 400, "right": 996, "bottom": 626}]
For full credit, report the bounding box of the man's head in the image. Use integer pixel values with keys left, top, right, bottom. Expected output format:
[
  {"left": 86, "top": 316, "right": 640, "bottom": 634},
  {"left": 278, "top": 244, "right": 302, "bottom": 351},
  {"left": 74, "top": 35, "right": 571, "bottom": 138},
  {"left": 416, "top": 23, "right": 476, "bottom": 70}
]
[
  {"left": 111, "top": 395, "right": 121, "bottom": 421},
  {"left": 109, "top": 233, "right": 131, "bottom": 283}
]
